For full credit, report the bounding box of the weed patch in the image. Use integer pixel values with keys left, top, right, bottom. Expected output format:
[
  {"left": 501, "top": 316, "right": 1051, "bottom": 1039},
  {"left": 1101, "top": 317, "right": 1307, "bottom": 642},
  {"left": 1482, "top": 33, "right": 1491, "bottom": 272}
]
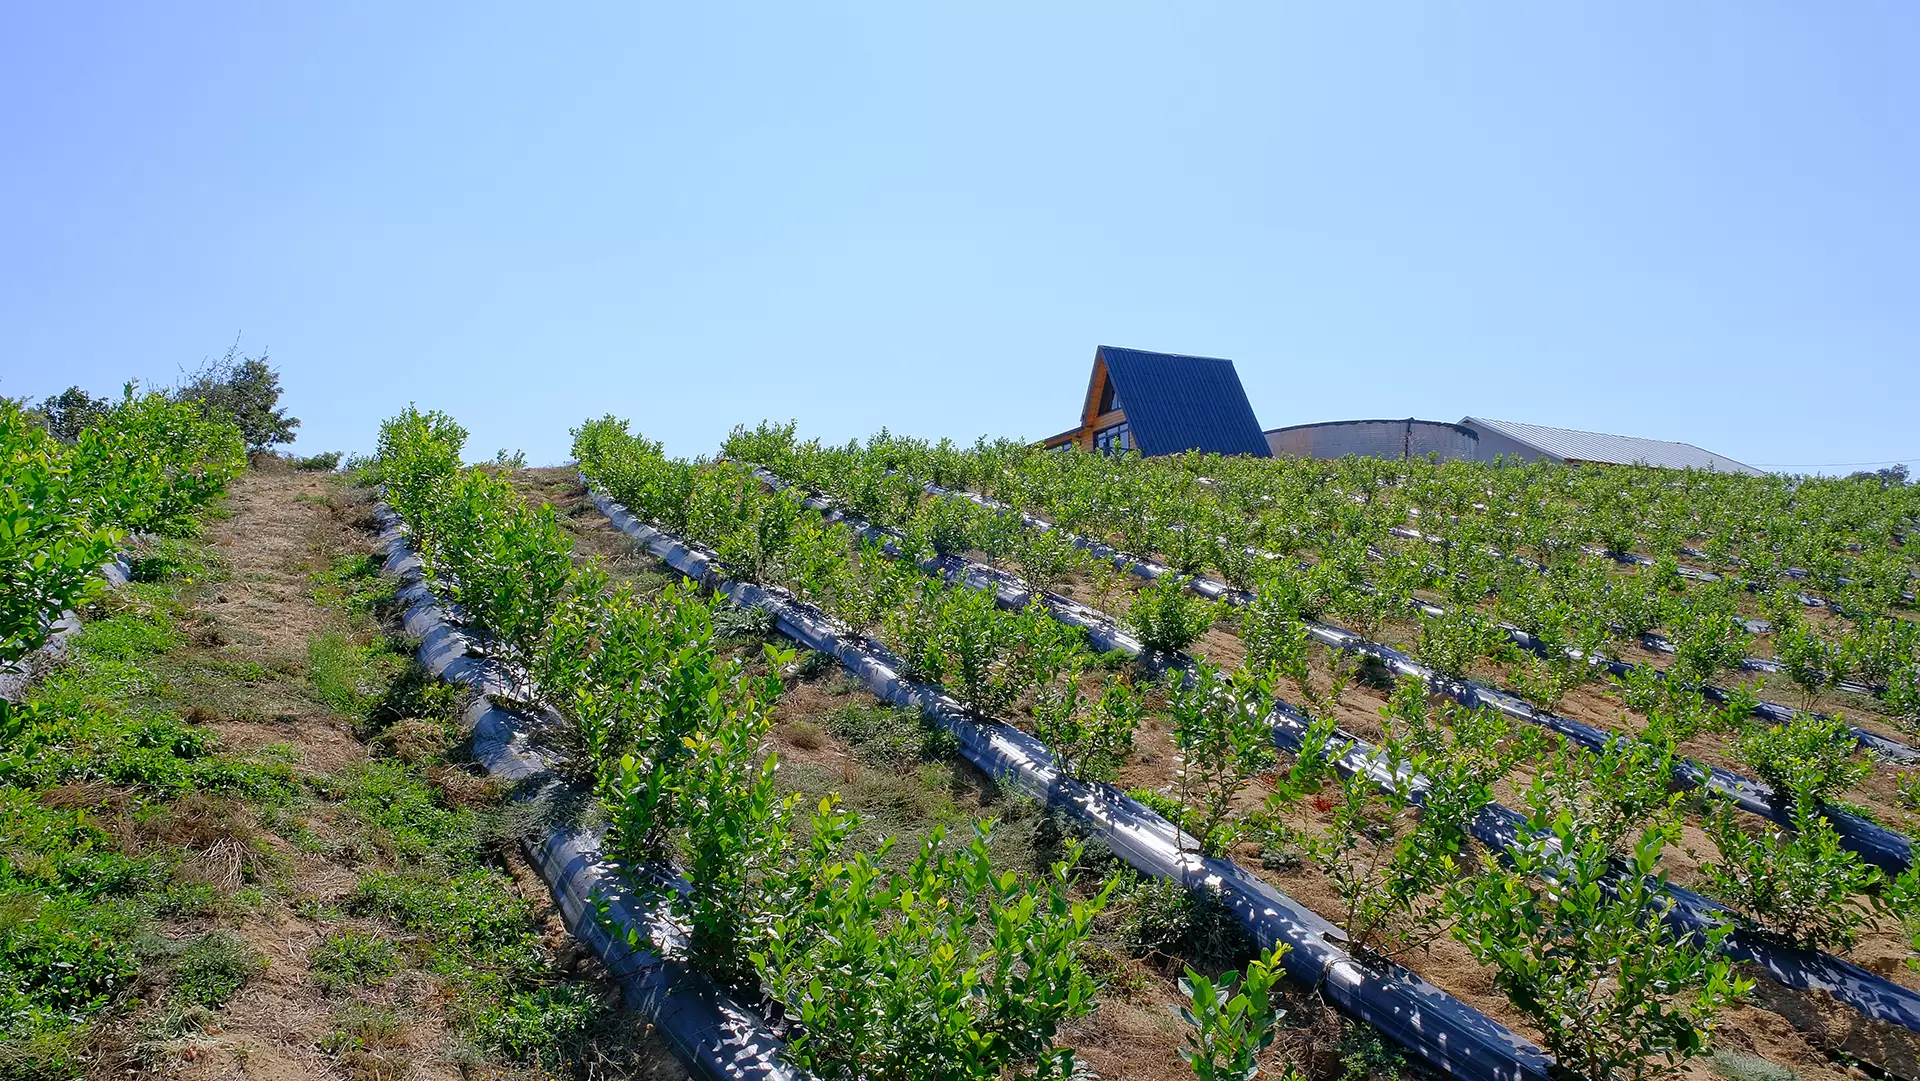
[
  {"left": 1119, "top": 874, "right": 1256, "bottom": 974},
  {"left": 322, "top": 761, "right": 487, "bottom": 864},
  {"left": 348, "top": 868, "right": 544, "bottom": 995},
  {"left": 169, "top": 930, "right": 263, "bottom": 1007},
  {"left": 309, "top": 631, "right": 403, "bottom": 718},
  {"left": 823, "top": 702, "right": 957, "bottom": 769},
  {"left": 474, "top": 985, "right": 605, "bottom": 1064},
  {"left": 309, "top": 929, "right": 398, "bottom": 992},
  {"left": 320, "top": 1003, "right": 410, "bottom": 1081},
  {"left": 310, "top": 553, "right": 397, "bottom": 617}
]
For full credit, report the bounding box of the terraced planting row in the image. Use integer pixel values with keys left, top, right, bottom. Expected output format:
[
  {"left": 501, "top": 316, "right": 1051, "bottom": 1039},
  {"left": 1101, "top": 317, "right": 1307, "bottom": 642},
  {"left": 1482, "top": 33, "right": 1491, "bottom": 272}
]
[
  {"left": 726, "top": 453, "right": 1920, "bottom": 1035},
  {"left": 2, "top": 393, "right": 709, "bottom": 1077},
  {"left": 666, "top": 420, "right": 1920, "bottom": 1080},
  {"left": 380, "top": 408, "right": 1370, "bottom": 1081},
  {"left": 720, "top": 424, "right": 1920, "bottom": 836},
  {"left": 723, "top": 425, "right": 1920, "bottom": 743},
  {"left": 1, "top": 391, "right": 244, "bottom": 684},
  {"left": 29, "top": 395, "right": 1907, "bottom": 1081},
  {"left": 538, "top": 415, "right": 1915, "bottom": 1081}
]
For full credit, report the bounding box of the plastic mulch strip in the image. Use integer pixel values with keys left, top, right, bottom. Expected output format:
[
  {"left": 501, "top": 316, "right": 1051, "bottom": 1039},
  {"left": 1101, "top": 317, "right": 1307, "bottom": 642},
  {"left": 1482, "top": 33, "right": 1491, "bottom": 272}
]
[
  {"left": 376, "top": 505, "right": 815, "bottom": 1081},
  {"left": 586, "top": 483, "right": 1556, "bottom": 1081},
  {"left": 0, "top": 554, "right": 134, "bottom": 703},
  {"left": 751, "top": 466, "right": 1920, "bottom": 1036},
  {"left": 910, "top": 478, "right": 1915, "bottom": 875}
]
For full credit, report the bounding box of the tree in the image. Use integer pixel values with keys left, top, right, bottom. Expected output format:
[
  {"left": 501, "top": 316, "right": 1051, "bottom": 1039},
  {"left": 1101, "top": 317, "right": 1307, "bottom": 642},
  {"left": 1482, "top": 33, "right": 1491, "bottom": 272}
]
[
  {"left": 35, "top": 386, "right": 111, "bottom": 443},
  {"left": 1845, "top": 464, "right": 1908, "bottom": 487},
  {"left": 174, "top": 342, "right": 300, "bottom": 453}
]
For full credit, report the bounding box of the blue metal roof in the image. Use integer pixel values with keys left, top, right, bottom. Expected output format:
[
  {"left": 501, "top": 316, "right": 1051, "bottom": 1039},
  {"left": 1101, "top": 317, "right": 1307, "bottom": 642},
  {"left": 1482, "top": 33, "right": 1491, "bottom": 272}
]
[{"left": 1096, "top": 346, "right": 1270, "bottom": 457}]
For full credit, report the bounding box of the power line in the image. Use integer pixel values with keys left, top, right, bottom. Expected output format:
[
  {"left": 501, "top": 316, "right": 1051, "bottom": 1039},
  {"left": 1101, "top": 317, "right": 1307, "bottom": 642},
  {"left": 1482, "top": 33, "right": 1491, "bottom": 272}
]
[{"left": 1750, "top": 457, "right": 1920, "bottom": 468}]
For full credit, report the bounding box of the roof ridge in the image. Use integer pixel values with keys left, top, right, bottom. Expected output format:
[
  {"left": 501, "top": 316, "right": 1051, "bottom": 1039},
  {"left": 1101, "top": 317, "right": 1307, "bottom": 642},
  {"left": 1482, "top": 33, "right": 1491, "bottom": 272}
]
[{"left": 1471, "top": 415, "right": 1687, "bottom": 443}]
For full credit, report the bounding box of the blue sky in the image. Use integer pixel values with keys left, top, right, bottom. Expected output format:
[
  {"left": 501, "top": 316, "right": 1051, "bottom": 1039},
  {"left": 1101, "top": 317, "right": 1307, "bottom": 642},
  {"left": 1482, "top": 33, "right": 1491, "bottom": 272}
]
[{"left": 4, "top": 3, "right": 1915, "bottom": 472}]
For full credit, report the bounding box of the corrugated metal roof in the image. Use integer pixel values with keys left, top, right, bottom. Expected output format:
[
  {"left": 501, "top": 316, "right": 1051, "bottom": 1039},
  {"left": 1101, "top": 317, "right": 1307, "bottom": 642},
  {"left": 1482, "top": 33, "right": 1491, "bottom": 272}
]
[
  {"left": 1460, "top": 417, "right": 1762, "bottom": 475},
  {"left": 1098, "top": 346, "right": 1270, "bottom": 457}
]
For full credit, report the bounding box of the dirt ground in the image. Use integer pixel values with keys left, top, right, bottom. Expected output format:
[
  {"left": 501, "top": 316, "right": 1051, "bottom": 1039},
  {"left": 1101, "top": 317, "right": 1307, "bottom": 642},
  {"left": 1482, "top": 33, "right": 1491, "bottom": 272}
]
[{"left": 118, "top": 463, "right": 685, "bottom": 1081}]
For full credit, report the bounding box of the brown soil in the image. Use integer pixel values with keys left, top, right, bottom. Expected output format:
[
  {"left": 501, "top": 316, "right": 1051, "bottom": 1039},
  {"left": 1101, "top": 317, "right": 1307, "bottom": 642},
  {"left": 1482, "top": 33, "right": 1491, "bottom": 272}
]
[{"left": 180, "top": 469, "right": 371, "bottom": 771}]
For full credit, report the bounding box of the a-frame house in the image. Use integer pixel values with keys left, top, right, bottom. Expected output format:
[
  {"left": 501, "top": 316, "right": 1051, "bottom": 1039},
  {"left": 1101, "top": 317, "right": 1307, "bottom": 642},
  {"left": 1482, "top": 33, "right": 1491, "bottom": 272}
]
[{"left": 1040, "top": 346, "right": 1269, "bottom": 457}]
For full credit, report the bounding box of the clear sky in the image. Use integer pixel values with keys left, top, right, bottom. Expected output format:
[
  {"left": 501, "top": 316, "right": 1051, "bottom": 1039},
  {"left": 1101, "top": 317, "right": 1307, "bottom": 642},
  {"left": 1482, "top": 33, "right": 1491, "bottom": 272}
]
[{"left": 4, "top": 3, "right": 1915, "bottom": 472}]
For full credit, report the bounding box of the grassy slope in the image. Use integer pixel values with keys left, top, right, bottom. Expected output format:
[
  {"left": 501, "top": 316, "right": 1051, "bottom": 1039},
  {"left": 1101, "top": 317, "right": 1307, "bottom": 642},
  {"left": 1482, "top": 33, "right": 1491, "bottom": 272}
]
[{"left": 0, "top": 462, "right": 683, "bottom": 1081}]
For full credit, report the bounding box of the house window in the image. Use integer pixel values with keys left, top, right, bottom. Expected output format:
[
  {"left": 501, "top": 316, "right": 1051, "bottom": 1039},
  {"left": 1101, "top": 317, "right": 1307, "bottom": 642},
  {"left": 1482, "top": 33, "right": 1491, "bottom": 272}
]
[
  {"left": 1094, "top": 422, "right": 1133, "bottom": 453},
  {"left": 1097, "top": 377, "right": 1121, "bottom": 415}
]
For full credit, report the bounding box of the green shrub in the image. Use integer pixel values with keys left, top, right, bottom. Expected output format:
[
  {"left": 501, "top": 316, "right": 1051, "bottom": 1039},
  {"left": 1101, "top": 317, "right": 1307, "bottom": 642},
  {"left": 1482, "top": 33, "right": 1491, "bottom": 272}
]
[
  {"left": 1416, "top": 606, "right": 1504, "bottom": 682},
  {"left": 1166, "top": 663, "right": 1278, "bottom": 856},
  {"left": 1663, "top": 588, "right": 1752, "bottom": 688},
  {"left": 1703, "top": 803, "right": 1882, "bottom": 951},
  {"left": 1315, "top": 687, "right": 1536, "bottom": 956},
  {"left": 753, "top": 820, "right": 1112, "bottom": 1081},
  {"left": 293, "top": 451, "right": 342, "bottom": 471},
  {"left": 1451, "top": 820, "right": 1748, "bottom": 1081},
  {"left": 1521, "top": 732, "right": 1681, "bottom": 856},
  {"left": 1127, "top": 574, "right": 1221, "bottom": 656},
  {"left": 1888, "top": 866, "right": 1920, "bottom": 972},
  {"left": 1734, "top": 713, "right": 1870, "bottom": 807},
  {"left": 1, "top": 389, "right": 245, "bottom": 665},
  {"left": 1177, "top": 944, "right": 1297, "bottom": 1081},
  {"left": 1030, "top": 667, "right": 1141, "bottom": 783}
]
